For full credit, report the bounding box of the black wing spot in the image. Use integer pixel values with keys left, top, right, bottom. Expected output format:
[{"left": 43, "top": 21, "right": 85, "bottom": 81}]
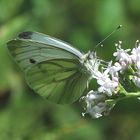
[
  {"left": 18, "top": 31, "right": 33, "bottom": 39},
  {"left": 29, "top": 58, "right": 36, "bottom": 64}
]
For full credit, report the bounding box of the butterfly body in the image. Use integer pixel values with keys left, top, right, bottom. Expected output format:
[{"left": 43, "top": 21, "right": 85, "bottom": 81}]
[{"left": 7, "top": 31, "right": 94, "bottom": 104}]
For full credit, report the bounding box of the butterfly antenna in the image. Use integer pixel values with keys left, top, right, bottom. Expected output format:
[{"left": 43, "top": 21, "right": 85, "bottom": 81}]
[{"left": 93, "top": 25, "right": 122, "bottom": 51}]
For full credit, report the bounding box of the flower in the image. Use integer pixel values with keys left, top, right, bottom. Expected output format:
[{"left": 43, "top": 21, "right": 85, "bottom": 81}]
[
  {"left": 113, "top": 41, "right": 132, "bottom": 72},
  {"left": 83, "top": 90, "right": 115, "bottom": 118},
  {"left": 108, "top": 61, "right": 120, "bottom": 78},
  {"left": 82, "top": 41, "right": 140, "bottom": 119},
  {"left": 83, "top": 90, "right": 106, "bottom": 118},
  {"left": 132, "top": 76, "right": 140, "bottom": 88},
  {"left": 114, "top": 47, "right": 131, "bottom": 69},
  {"left": 131, "top": 43, "right": 140, "bottom": 70},
  {"left": 114, "top": 46, "right": 131, "bottom": 62},
  {"left": 94, "top": 64, "right": 119, "bottom": 96},
  {"left": 86, "top": 102, "right": 107, "bottom": 118},
  {"left": 131, "top": 40, "right": 140, "bottom": 62}
]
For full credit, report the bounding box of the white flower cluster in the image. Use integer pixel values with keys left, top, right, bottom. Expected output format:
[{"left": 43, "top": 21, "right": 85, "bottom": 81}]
[
  {"left": 114, "top": 41, "right": 140, "bottom": 88},
  {"left": 82, "top": 90, "right": 115, "bottom": 118},
  {"left": 83, "top": 40, "right": 140, "bottom": 118}
]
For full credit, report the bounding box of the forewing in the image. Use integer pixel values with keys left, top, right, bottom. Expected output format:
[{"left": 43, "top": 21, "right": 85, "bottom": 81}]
[
  {"left": 18, "top": 31, "right": 83, "bottom": 58},
  {"left": 7, "top": 39, "right": 81, "bottom": 72},
  {"left": 26, "top": 59, "right": 90, "bottom": 104}
]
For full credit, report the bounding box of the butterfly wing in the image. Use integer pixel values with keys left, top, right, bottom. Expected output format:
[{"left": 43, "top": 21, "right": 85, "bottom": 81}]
[
  {"left": 7, "top": 39, "right": 82, "bottom": 72},
  {"left": 17, "top": 31, "right": 83, "bottom": 58},
  {"left": 7, "top": 32, "right": 90, "bottom": 103},
  {"left": 26, "top": 59, "right": 89, "bottom": 103}
]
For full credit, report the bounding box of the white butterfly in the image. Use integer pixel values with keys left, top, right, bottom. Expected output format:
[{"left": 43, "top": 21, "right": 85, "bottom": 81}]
[{"left": 7, "top": 31, "right": 95, "bottom": 104}]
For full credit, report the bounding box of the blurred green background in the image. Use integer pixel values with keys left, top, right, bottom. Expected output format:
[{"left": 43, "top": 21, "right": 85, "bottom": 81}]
[{"left": 0, "top": 0, "right": 140, "bottom": 140}]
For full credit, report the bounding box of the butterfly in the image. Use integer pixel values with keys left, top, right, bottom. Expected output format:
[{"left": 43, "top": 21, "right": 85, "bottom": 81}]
[{"left": 7, "top": 31, "right": 94, "bottom": 104}]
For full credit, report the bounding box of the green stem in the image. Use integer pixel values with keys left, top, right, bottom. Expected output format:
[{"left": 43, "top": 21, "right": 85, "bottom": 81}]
[
  {"left": 125, "top": 92, "right": 140, "bottom": 98},
  {"left": 115, "top": 92, "right": 140, "bottom": 102}
]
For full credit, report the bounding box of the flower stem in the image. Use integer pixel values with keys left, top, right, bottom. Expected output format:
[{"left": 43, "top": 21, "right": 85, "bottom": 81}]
[
  {"left": 115, "top": 92, "right": 140, "bottom": 102},
  {"left": 125, "top": 92, "right": 140, "bottom": 98}
]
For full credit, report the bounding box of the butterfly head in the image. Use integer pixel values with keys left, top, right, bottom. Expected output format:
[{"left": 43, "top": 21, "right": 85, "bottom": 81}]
[
  {"left": 81, "top": 51, "right": 100, "bottom": 78},
  {"left": 82, "top": 51, "right": 97, "bottom": 62}
]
